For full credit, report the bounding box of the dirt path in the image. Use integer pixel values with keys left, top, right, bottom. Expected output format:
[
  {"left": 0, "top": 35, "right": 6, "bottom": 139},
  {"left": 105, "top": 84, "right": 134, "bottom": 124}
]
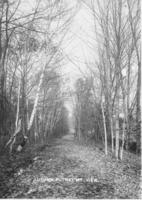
[{"left": 1, "top": 134, "right": 141, "bottom": 199}]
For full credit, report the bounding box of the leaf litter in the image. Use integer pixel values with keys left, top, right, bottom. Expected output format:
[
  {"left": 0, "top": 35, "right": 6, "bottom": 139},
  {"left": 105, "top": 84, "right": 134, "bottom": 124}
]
[{"left": 0, "top": 134, "right": 141, "bottom": 198}]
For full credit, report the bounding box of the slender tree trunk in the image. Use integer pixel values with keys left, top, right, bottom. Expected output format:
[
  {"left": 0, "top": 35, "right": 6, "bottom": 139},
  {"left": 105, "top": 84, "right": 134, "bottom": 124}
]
[
  {"left": 120, "top": 96, "right": 127, "bottom": 160},
  {"left": 101, "top": 101, "right": 108, "bottom": 155},
  {"left": 120, "top": 119, "right": 125, "bottom": 160},
  {"left": 21, "top": 76, "right": 27, "bottom": 137},
  {"left": 15, "top": 79, "right": 21, "bottom": 128},
  {"left": 126, "top": 57, "right": 131, "bottom": 150},
  {"left": 34, "top": 113, "right": 38, "bottom": 143},
  {"left": 115, "top": 115, "right": 119, "bottom": 159},
  {"left": 77, "top": 102, "right": 81, "bottom": 142},
  {"left": 28, "top": 69, "right": 44, "bottom": 131},
  {"left": 136, "top": 61, "right": 141, "bottom": 153},
  {"left": 115, "top": 85, "right": 120, "bottom": 159},
  {"left": 110, "top": 114, "right": 114, "bottom": 152}
]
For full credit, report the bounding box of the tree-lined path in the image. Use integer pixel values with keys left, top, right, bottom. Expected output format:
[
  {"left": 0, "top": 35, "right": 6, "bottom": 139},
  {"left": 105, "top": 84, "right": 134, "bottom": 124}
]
[{"left": 0, "top": 0, "right": 141, "bottom": 199}]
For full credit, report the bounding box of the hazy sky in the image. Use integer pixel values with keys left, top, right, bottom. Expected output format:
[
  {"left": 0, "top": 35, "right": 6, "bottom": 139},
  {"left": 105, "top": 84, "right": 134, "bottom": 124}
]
[
  {"left": 61, "top": 0, "right": 97, "bottom": 127},
  {"left": 62, "top": 1, "right": 97, "bottom": 87}
]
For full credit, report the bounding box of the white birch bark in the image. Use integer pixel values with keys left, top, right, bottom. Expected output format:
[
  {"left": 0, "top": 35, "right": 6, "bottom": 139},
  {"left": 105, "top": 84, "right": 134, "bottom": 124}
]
[
  {"left": 110, "top": 115, "right": 114, "bottom": 152},
  {"left": 101, "top": 101, "right": 108, "bottom": 155},
  {"left": 115, "top": 105, "right": 120, "bottom": 159},
  {"left": 28, "top": 70, "right": 44, "bottom": 131},
  {"left": 15, "top": 78, "right": 21, "bottom": 128},
  {"left": 120, "top": 119, "right": 125, "bottom": 160}
]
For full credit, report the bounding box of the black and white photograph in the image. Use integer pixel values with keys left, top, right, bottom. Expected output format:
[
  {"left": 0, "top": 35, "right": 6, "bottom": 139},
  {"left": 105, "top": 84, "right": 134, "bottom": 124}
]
[{"left": 0, "top": 0, "right": 141, "bottom": 199}]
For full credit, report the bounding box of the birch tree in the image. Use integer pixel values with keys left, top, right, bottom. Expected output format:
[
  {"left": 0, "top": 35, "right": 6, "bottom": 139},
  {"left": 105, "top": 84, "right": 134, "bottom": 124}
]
[
  {"left": 86, "top": 0, "right": 140, "bottom": 158},
  {"left": 4, "top": 0, "right": 78, "bottom": 152},
  {"left": 126, "top": 0, "right": 141, "bottom": 153}
]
